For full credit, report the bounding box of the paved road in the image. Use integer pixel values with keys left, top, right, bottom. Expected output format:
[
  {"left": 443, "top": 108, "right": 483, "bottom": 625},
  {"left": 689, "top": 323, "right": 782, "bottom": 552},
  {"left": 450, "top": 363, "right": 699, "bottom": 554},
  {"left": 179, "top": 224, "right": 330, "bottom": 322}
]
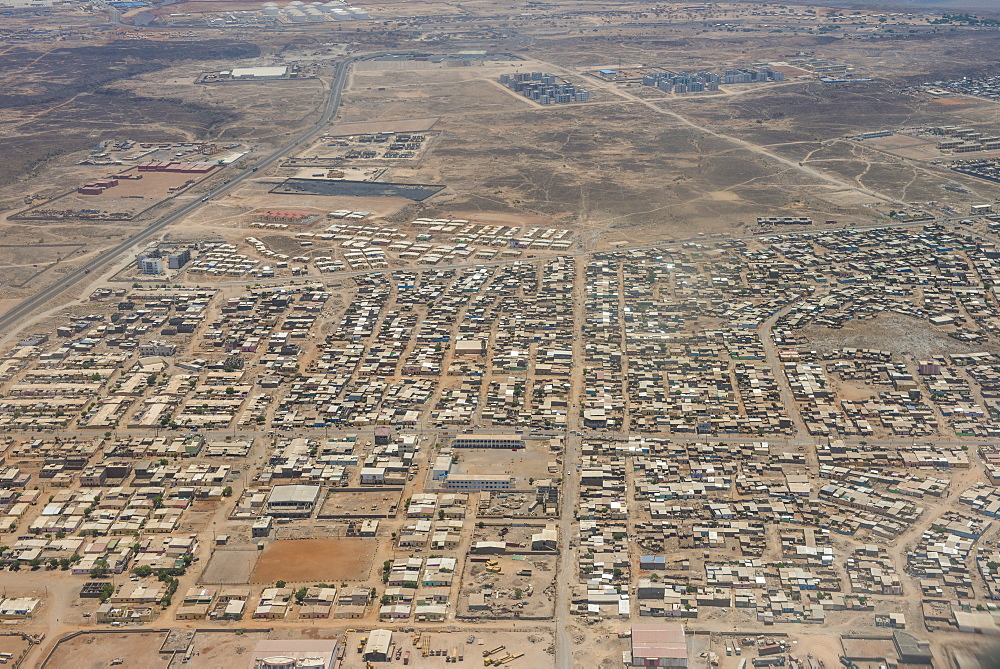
[{"left": 0, "top": 53, "right": 366, "bottom": 338}]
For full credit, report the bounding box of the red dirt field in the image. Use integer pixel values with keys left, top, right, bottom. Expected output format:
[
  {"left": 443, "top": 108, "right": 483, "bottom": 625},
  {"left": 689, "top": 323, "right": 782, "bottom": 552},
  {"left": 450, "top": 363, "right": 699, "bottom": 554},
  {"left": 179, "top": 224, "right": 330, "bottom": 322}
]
[{"left": 250, "top": 538, "right": 376, "bottom": 584}]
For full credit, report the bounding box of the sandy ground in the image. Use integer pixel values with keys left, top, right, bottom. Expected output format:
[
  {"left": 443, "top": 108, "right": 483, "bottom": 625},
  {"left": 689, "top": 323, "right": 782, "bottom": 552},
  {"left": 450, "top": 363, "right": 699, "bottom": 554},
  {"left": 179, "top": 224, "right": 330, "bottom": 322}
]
[
  {"left": 328, "top": 118, "right": 440, "bottom": 136},
  {"left": 251, "top": 538, "right": 375, "bottom": 584},
  {"left": 188, "top": 629, "right": 270, "bottom": 668},
  {"left": 43, "top": 631, "right": 169, "bottom": 669}
]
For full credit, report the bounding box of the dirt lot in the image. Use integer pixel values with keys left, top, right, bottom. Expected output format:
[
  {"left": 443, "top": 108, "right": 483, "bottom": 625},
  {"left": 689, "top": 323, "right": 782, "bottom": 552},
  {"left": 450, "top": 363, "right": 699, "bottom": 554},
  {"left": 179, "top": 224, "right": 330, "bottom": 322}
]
[
  {"left": 43, "top": 631, "right": 169, "bottom": 669},
  {"left": 458, "top": 552, "right": 556, "bottom": 619},
  {"left": 251, "top": 538, "right": 376, "bottom": 584},
  {"left": 319, "top": 488, "right": 403, "bottom": 518},
  {"left": 0, "top": 634, "right": 30, "bottom": 665},
  {"left": 477, "top": 491, "right": 550, "bottom": 518},
  {"left": 341, "top": 629, "right": 555, "bottom": 668},
  {"left": 802, "top": 312, "right": 980, "bottom": 359},
  {"left": 841, "top": 636, "right": 897, "bottom": 662},
  {"left": 199, "top": 548, "right": 259, "bottom": 585},
  {"left": 91, "top": 170, "right": 216, "bottom": 199},
  {"left": 328, "top": 117, "right": 440, "bottom": 136},
  {"left": 19, "top": 169, "right": 219, "bottom": 220},
  {"left": 187, "top": 629, "right": 270, "bottom": 668},
  {"left": 450, "top": 439, "right": 555, "bottom": 489}
]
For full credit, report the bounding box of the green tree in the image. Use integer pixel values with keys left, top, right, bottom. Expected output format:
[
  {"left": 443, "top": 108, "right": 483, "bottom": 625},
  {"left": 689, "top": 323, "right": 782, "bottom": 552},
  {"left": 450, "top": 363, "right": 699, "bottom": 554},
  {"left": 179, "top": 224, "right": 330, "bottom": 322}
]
[
  {"left": 100, "top": 583, "right": 114, "bottom": 602},
  {"left": 294, "top": 586, "right": 308, "bottom": 603},
  {"left": 275, "top": 580, "right": 286, "bottom": 589},
  {"left": 90, "top": 558, "right": 110, "bottom": 579}
]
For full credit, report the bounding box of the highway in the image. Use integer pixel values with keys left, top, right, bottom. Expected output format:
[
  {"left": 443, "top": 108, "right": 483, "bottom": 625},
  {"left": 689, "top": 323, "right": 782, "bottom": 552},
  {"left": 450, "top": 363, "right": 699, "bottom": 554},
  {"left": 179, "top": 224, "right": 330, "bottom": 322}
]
[{"left": 0, "top": 53, "right": 366, "bottom": 338}]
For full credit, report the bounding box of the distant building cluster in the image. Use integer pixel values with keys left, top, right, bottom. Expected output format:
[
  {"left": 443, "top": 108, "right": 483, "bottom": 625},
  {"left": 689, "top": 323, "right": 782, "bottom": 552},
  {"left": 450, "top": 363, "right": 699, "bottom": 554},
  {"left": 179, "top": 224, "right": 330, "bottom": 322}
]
[
  {"left": 263, "top": 0, "right": 368, "bottom": 22},
  {"left": 756, "top": 216, "right": 814, "bottom": 227},
  {"left": 952, "top": 159, "right": 1000, "bottom": 185},
  {"left": 924, "top": 76, "right": 1000, "bottom": 102},
  {"left": 498, "top": 73, "right": 590, "bottom": 104},
  {"left": 934, "top": 126, "right": 1000, "bottom": 154},
  {"left": 642, "top": 67, "right": 783, "bottom": 94}
]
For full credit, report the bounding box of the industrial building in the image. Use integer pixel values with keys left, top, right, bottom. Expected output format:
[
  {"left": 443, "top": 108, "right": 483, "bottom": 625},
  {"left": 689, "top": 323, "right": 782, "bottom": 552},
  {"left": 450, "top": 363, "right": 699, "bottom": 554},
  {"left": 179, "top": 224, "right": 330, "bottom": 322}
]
[
  {"left": 137, "top": 161, "right": 216, "bottom": 173},
  {"left": 625, "top": 624, "right": 688, "bottom": 667},
  {"left": 229, "top": 66, "right": 288, "bottom": 79},
  {"left": 265, "top": 484, "right": 321, "bottom": 518},
  {"left": 363, "top": 629, "right": 393, "bottom": 662},
  {"left": 78, "top": 178, "right": 118, "bottom": 195},
  {"left": 249, "top": 639, "right": 339, "bottom": 668}
]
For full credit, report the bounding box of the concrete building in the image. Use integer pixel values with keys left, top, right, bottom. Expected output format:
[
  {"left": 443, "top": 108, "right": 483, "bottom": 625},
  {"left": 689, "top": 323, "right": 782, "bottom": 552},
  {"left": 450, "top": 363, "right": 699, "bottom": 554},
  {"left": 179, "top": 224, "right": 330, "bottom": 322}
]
[
  {"left": 252, "top": 516, "right": 273, "bottom": 538},
  {"left": 266, "top": 484, "right": 321, "bottom": 518},
  {"left": 137, "top": 256, "right": 164, "bottom": 275},
  {"left": 138, "top": 341, "right": 176, "bottom": 357},
  {"left": 442, "top": 474, "right": 515, "bottom": 491},
  {"left": 452, "top": 434, "right": 524, "bottom": 450},
  {"left": 892, "top": 631, "right": 934, "bottom": 663},
  {"left": 531, "top": 524, "right": 558, "bottom": 550}
]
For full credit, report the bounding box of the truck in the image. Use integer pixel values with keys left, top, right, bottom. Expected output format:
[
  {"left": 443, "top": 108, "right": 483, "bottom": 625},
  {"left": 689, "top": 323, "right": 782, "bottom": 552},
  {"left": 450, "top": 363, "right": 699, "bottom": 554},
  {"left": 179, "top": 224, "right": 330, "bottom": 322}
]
[
  {"left": 483, "top": 646, "right": 505, "bottom": 658},
  {"left": 759, "top": 644, "right": 784, "bottom": 656},
  {"left": 753, "top": 657, "right": 786, "bottom": 667},
  {"left": 404, "top": 651, "right": 410, "bottom": 665}
]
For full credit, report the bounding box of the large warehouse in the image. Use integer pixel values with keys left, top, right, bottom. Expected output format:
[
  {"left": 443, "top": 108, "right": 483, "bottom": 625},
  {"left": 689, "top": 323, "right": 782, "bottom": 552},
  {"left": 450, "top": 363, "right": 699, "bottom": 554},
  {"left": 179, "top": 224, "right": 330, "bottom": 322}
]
[
  {"left": 249, "top": 639, "right": 338, "bottom": 668},
  {"left": 229, "top": 66, "right": 288, "bottom": 79},
  {"left": 625, "top": 624, "right": 688, "bottom": 668}
]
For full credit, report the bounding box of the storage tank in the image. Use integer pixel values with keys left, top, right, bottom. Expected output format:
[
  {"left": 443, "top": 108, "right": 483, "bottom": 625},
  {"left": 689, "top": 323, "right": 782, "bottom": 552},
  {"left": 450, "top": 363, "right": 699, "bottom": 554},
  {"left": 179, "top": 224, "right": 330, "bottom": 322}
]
[
  {"left": 331, "top": 8, "right": 349, "bottom": 18},
  {"left": 262, "top": 5, "right": 281, "bottom": 16},
  {"left": 286, "top": 9, "right": 307, "bottom": 21},
  {"left": 259, "top": 658, "right": 297, "bottom": 669}
]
